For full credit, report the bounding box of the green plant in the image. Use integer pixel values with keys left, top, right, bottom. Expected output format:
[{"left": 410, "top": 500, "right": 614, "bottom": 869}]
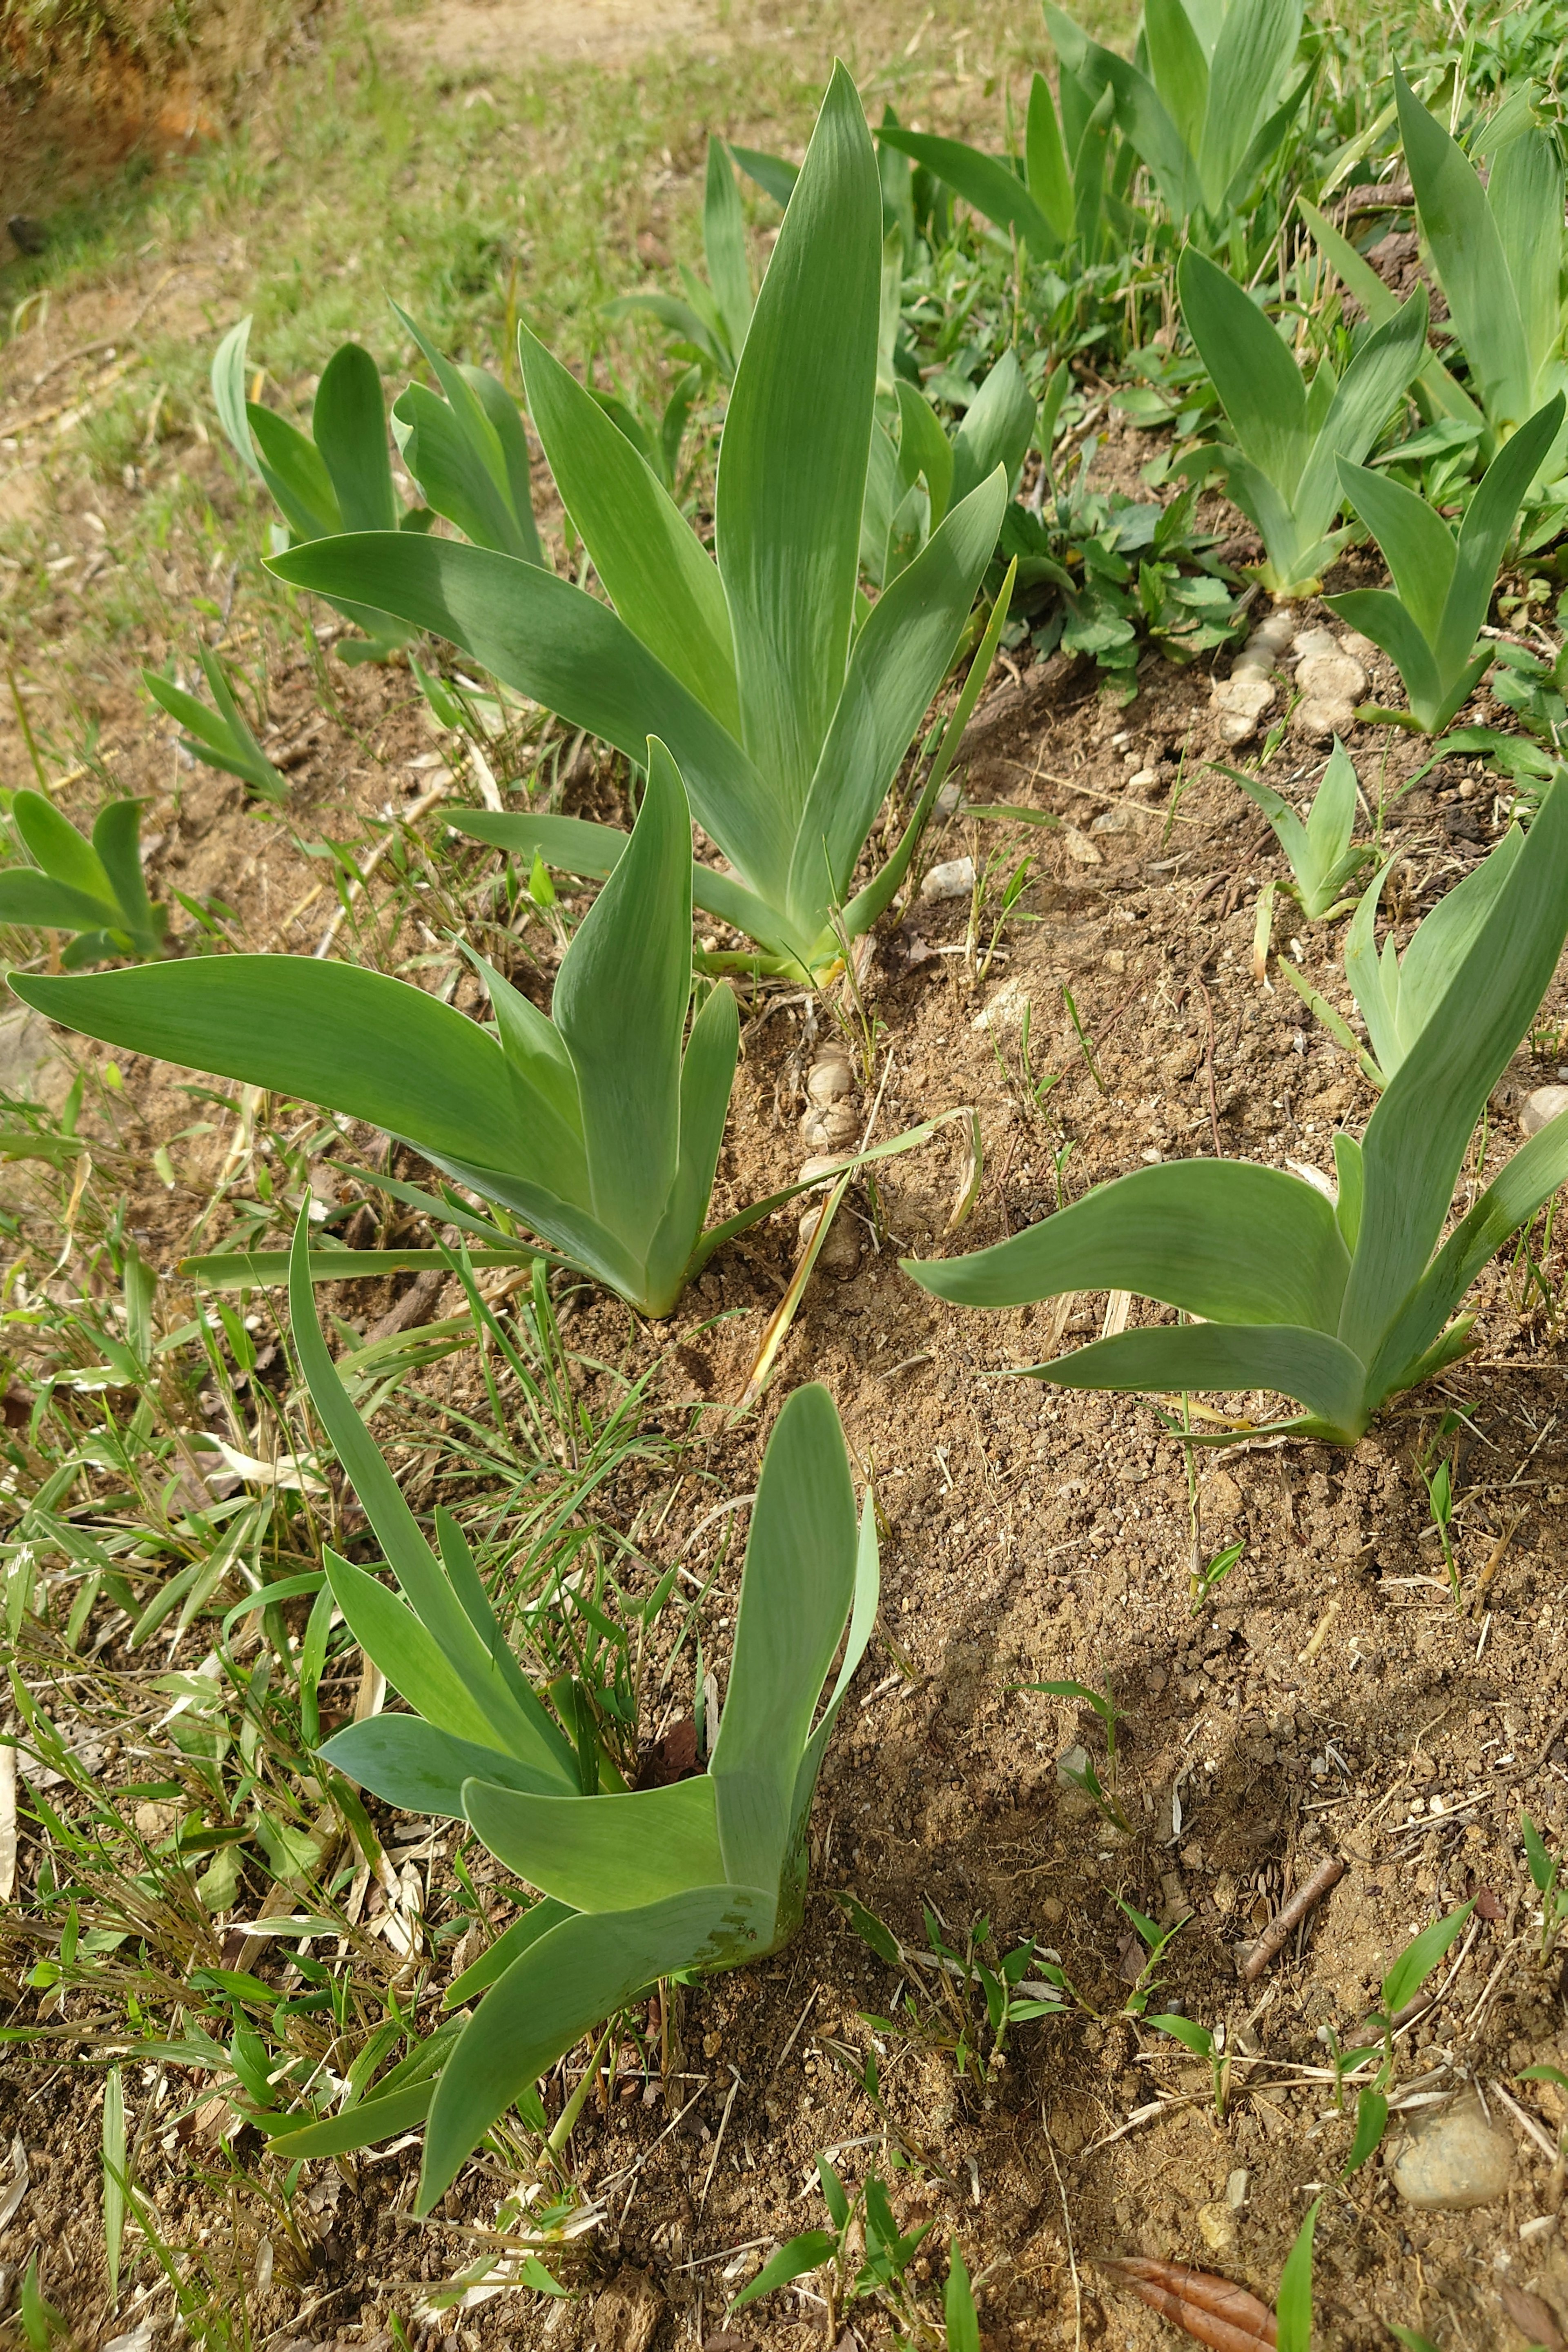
[
  {"left": 0, "top": 789, "right": 167, "bottom": 966},
  {"left": 1327, "top": 394, "right": 1566, "bottom": 731},
  {"left": 1218, "top": 738, "right": 1372, "bottom": 919},
  {"left": 902, "top": 781, "right": 1568, "bottom": 1444},
  {"left": 1281, "top": 826, "right": 1532, "bottom": 1089},
  {"left": 731, "top": 2153, "right": 933, "bottom": 2332},
  {"left": 1276, "top": 2196, "right": 1319, "bottom": 2352},
  {"left": 1047, "top": 0, "right": 1312, "bottom": 234},
  {"left": 1520, "top": 1813, "right": 1568, "bottom": 1959},
  {"left": 1146, "top": 2010, "right": 1229, "bottom": 2117},
  {"left": 1394, "top": 65, "right": 1568, "bottom": 459},
  {"left": 262, "top": 1215, "right": 877, "bottom": 2211},
  {"left": 142, "top": 647, "right": 288, "bottom": 804},
  {"left": 13, "top": 744, "right": 786, "bottom": 1319},
  {"left": 267, "top": 70, "right": 1011, "bottom": 984},
  {"left": 1177, "top": 245, "right": 1428, "bottom": 595},
  {"left": 877, "top": 63, "right": 1120, "bottom": 262},
  {"left": 1191, "top": 1538, "right": 1245, "bottom": 1612},
  {"left": 1114, "top": 1895, "right": 1183, "bottom": 2016}
]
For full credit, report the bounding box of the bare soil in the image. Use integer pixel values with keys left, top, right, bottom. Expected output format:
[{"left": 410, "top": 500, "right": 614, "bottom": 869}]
[{"left": 2, "top": 584, "right": 1568, "bottom": 2351}]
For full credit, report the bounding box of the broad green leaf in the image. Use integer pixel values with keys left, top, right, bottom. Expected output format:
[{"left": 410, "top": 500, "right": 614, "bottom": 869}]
[
  {"left": 518, "top": 322, "right": 739, "bottom": 730},
  {"left": 265, "top": 535, "right": 791, "bottom": 901},
  {"left": 392, "top": 383, "right": 535, "bottom": 559},
  {"left": 290, "top": 1216, "right": 579, "bottom": 1781},
  {"left": 12, "top": 789, "right": 114, "bottom": 906},
  {"left": 263, "top": 2078, "right": 435, "bottom": 2160},
  {"left": 1022, "top": 1320, "right": 1370, "bottom": 1438},
  {"left": 323, "top": 1549, "right": 510, "bottom": 1754},
  {"left": 703, "top": 136, "right": 753, "bottom": 354},
  {"left": 1145, "top": 0, "right": 1208, "bottom": 160},
  {"left": 10, "top": 956, "right": 538, "bottom": 1176},
  {"left": 709, "top": 1383, "right": 858, "bottom": 1890},
  {"left": 450, "top": 811, "right": 626, "bottom": 880},
  {"left": 785, "top": 470, "right": 1006, "bottom": 933},
  {"left": 247, "top": 403, "right": 340, "bottom": 540},
  {"left": 420, "top": 1885, "right": 774, "bottom": 2207},
  {"left": 731, "top": 2232, "right": 839, "bottom": 2311},
  {"left": 1198, "top": 0, "right": 1301, "bottom": 215},
  {"left": 644, "top": 977, "right": 741, "bottom": 1317},
  {"left": 0, "top": 871, "right": 120, "bottom": 935},
  {"left": 1343, "top": 2087, "right": 1388, "bottom": 2177},
  {"left": 464, "top": 951, "right": 586, "bottom": 1199},
  {"left": 1381, "top": 1900, "right": 1474, "bottom": 2016},
  {"left": 876, "top": 127, "right": 1061, "bottom": 256},
  {"left": 211, "top": 316, "right": 258, "bottom": 474},
  {"left": 1292, "top": 289, "right": 1428, "bottom": 548},
  {"left": 461, "top": 1773, "right": 724, "bottom": 1912},
  {"left": 945, "top": 2241, "right": 981, "bottom": 2352},
  {"left": 1025, "top": 71, "right": 1074, "bottom": 241},
  {"left": 313, "top": 344, "right": 399, "bottom": 532},
  {"left": 951, "top": 350, "right": 1035, "bottom": 507},
  {"left": 1437, "top": 395, "right": 1565, "bottom": 688},
  {"left": 1331, "top": 457, "right": 1454, "bottom": 647},
  {"left": 1396, "top": 65, "right": 1532, "bottom": 436},
  {"left": 1275, "top": 2198, "right": 1318, "bottom": 2352},
  {"left": 903, "top": 1160, "right": 1350, "bottom": 1329},
  {"left": 1178, "top": 246, "right": 1306, "bottom": 495},
  {"left": 551, "top": 741, "right": 691, "bottom": 1252},
  {"left": 321, "top": 1715, "right": 574, "bottom": 1817},
  {"left": 1300, "top": 741, "right": 1358, "bottom": 902},
  {"left": 1340, "top": 776, "right": 1568, "bottom": 1362},
  {"left": 1373, "top": 829, "right": 1522, "bottom": 1068},
  {"left": 601, "top": 291, "right": 726, "bottom": 374},
  {"left": 792, "top": 1492, "right": 881, "bottom": 1838},
  {"left": 715, "top": 62, "right": 882, "bottom": 811},
  {"left": 1047, "top": 7, "right": 1200, "bottom": 216},
  {"left": 895, "top": 381, "right": 954, "bottom": 523},
  {"left": 1333, "top": 1131, "right": 1363, "bottom": 1253},
  {"left": 1367, "top": 1104, "right": 1568, "bottom": 1403},
  {"left": 1488, "top": 125, "right": 1564, "bottom": 401},
  {"left": 459, "top": 363, "right": 545, "bottom": 564},
  {"left": 391, "top": 301, "right": 538, "bottom": 558},
  {"left": 91, "top": 804, "right": 156, "bottom": 941},
  {"left": 730, "top": 144, "right": 800, "bottom": 209}
]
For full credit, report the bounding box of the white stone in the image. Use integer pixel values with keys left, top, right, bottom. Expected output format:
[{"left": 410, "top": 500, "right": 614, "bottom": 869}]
[
  {"left": 1062, "top": 825, "right": 1104, "bottom": 865},
  {"left": 1298, "top": 650, "right": 1368, "bottom": 701},
  {"left": 805, "top": 1056, "right": 855, "bottom": 1105},
  {"left": 1338, "top": 628, "right": 1379, "bottom": 663},
  {"left": 1293, "top": 694, "right": 1360, "bottom": 743},
  {"left": 1292, "top": 625, "right": 1341, "bottom": 660},
  {"left": 801, "top": 1099, "right": 859, "bottom": 1151},
  {"left": 920, "top": 855, "right": 975, "bottom": 901},
  {"left": 1521, "top": 1085, "right": 1568, "bottom": 1138},
  {"left": 798, "top": 1154, "right": 851, "bottom": 1183},
  {"left": 1252, "top": 606, "right": 1298, "bottom": 652},
  {"left": 1390, "top": 2095, "right": 1513, "bottom": 2212}
]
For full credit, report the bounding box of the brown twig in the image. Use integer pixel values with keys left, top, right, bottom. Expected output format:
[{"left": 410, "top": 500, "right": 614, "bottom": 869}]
[{"left": 1239, "top": 1855, "right": 1345, "bottom": 1983}]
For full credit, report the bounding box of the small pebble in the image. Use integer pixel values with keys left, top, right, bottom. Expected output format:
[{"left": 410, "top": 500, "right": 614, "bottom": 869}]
[
  {"left": 1292, "top": 625, "right": 1341, "bottom": 660},
  {"left": 798, "top": 1153, "right": 851, "bottom": 1184},
  {"left": 1297, "top": 650, "right": 1367, "bottom": 703},
  {"left": 920, "top": 856, "right": 975, "bottom": 901},
  {"left": 1252, "top": 606, "right": 1298, "bottom": 652},
  {"left": 797, "top": 1204, "right": 861, "bottom": 1274},
  {"left": 1226, "top": 2169, "right": 1250, "bottom": 2210},
  {"left": 1196, "top": 2202, "right": 1236, "bottom": 2254},
  {"left": 1391, "top": 2094, "right": 1513, "bottom": 2212},
  {"left": 1520, "top": 1085, "right": 1568, "bottom": 1138},
  {"left": 1293, "top": 693, "right": 1359, "bottom": 744},
  {"left": 1062, "top": 826, "right": 1103, "bottom": 865}
]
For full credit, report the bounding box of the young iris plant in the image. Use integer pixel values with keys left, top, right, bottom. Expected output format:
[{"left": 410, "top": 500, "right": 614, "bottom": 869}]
[
  {"left": 1218, "top": 739, "right": 1372, "bottom": 919},
  {"left": 1327, "top": 394, "right": 1566, "bottom": 732},
  {"left": 13, "top": 745, "right": 767, "bottom": 1319},
  {"left": 265, "top": 1207, "right": 878, "bottom": 2211},
  {"left": 1283, "top": 820, "right": 1536, "bottom": 1090},
  {"left": 876, "top": 61, "right": 1120, "bottom": 263},
  {"left": 1046, "top": 0, "right": 1311, "bottom": 236},
  {"left": 902, "top": 780, "right": 1568, "bottom": 1444},
  {"left": 266, "top": 69, "right": 1012, "bottom": 985},
  {"left": 142, "top": 647, "right": 287, "bottom": 805},
  {"left": 1394, "top": 65, "right": 1568, "bottom": 464},
  {"left": 1177, "top": 245, "right": 1428, "bottom": 596},
  {"left": 0, "top": 791, "right": 166, "bottom": 966}
]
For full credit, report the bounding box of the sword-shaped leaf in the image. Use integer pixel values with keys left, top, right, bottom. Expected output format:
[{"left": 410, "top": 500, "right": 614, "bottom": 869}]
[
  {"left": 905, "top": 1160, "right": 1350, "bottom": 1330},
  {"left": 320, "top": 1716, "right": 572, "bottom": 1818},
  {"left": 709, "top": 1383, "right": 860, "bottom": 1890},
  {"left": 462, "top": 1774, "right": 725, "bottom": 1913}
]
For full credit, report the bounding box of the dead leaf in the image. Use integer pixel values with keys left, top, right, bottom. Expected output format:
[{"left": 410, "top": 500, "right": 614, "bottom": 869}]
[
  {"left": 1499, "top": 2283, "right": 1567, "bottom": 2350},
  {"left": 0, "top": 1742, "right": 15, "bottom": 1902},
  {"left": 1094, "top": 2254, "right": 1276, "bottom": 2351},
  {"left": 637, "top": 1719, "right": 699, "bottom": 1789},
  {"left": 0, "top": 2136, "right": 29, "bottom": 2232},
  {"left": 1475, "top": 1886, "right": 1505, "bottom": 1924}
]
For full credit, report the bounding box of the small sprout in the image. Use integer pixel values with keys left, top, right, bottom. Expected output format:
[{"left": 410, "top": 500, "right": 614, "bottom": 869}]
[{"left": 143, "top": 648, "right": 287, "bottom": 804}]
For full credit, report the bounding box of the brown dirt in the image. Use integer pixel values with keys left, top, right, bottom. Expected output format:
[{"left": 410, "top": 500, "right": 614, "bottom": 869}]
[{"left": 2, "top": 604, "right": 1567, "bottom": 2350}]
